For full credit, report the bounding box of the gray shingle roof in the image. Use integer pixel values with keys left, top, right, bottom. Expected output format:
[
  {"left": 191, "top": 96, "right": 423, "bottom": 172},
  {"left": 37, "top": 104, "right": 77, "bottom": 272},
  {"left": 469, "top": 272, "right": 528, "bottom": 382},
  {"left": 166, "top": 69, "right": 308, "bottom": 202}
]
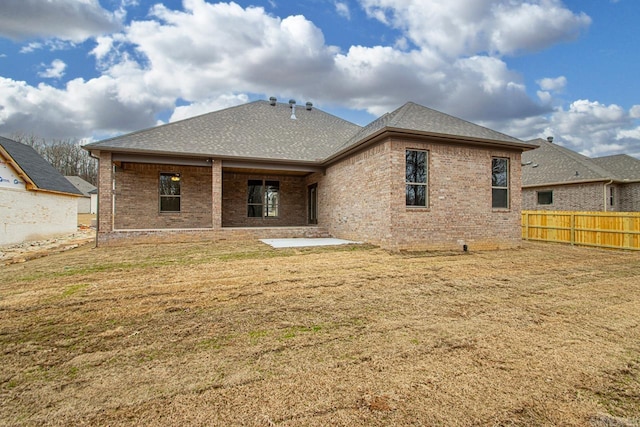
[
  {"left": 85, "top": 100, "right": 362, "bottom": 162},
  {"left": 65, "top": 176, "right": 97, "bottom": 197},
  {"left": 85, "top": 100, "right": 532, "bottom": 163},
  {"left": 0, "top": 136, "right": 82, "bottom": 196},
  {"left": 338, "top": 102, "right": 527, "bottom": 152},
  {"left": 521, "top": 139, "right": 640, "bottom": 186},
  {"left": 592, "top": 154, "right": 640, "bottom": 181}
]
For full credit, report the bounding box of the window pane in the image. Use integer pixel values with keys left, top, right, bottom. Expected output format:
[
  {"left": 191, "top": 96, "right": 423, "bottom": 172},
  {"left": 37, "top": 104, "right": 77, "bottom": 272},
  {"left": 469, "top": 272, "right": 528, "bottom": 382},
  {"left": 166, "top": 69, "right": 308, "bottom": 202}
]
[
  {"left": 492, "top": 158, "right": 508, "bottom": 187},
  {"left": 406, "top": 184, "right": 426, "bottom": 207},
  {"left": 265, "top": 181, "right": 279, "bottom": 217},
  {"left": 406, "top": 150, "right": 427, "bottom": 183},
  {"left": 160, "top": 196, "right": 180, "bottom": 212},
  {"left": 248, "top": 205, "right": 262, "bottom": 217},
  {"left": 537, "top": 191, "right": 553, "bottom": 205},
  {"left": 160, "top": 173, "right": 180, "bottom": 195},
  {"left": 492, "top": 188, "right": 508, "bottom": 209},
  {"left": 247, "top": 180, "right": 262, "bottom": 204}
]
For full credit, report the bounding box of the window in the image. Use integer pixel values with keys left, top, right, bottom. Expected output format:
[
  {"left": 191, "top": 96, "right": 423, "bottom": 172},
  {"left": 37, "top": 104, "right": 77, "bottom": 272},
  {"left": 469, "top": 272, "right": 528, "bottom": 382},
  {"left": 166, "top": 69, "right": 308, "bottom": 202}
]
[
  {"left": 609, "top": 186, "right": 615, "bottom": 207},
  {"left": 491, "top": 158, "right": 509, "bottom": 209},
  {"left": 537, "top": 191, "right": 553, "bottom": 205},
  {"left": 159, "top": 172, "right": 181, "bottom": 212},
  {"left": 248, "top": 179, "right": 279, "bottom": 217},
  {"left": 406, "top": 150, "right": 428, "bottom": 207}
]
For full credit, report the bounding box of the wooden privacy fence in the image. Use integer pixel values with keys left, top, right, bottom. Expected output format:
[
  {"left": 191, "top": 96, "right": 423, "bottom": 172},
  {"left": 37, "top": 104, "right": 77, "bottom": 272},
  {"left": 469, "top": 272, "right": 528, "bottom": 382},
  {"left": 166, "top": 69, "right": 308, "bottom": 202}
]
[{"left": 522, "top": 210, "right": 640, "bottom": 251}]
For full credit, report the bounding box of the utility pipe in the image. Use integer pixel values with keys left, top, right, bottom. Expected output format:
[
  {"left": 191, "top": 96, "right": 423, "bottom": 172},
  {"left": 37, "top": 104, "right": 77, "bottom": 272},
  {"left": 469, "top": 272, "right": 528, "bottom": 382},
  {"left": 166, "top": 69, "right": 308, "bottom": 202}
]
[{"left": 603, "top": 180, "right": 613, "bottom": 212}]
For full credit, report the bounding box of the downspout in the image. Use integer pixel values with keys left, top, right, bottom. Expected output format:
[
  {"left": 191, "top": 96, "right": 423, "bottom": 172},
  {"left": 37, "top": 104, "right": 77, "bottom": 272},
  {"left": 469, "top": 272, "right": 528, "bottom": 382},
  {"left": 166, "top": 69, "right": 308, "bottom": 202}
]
[
  {"left": 89, "top": 151, "right": 100, "bottom": 248},
  {"left": 603, "top": 180, "right": 613, "bottom": 212}
]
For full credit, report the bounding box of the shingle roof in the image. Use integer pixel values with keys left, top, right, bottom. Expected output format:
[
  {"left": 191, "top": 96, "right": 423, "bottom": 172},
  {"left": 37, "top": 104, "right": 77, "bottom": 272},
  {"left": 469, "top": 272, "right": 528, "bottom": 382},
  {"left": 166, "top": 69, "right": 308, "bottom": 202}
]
[
  {"left": 85, "top": 100, "right": 362, "bottom": 162},
  {"left": 85, "top": 100, "right": 532, "bottom": 163},
  {"left": 65, "top": 176, "right": 97, "bottom": 197},
  {"left": 338, "top": 102, "right": 528, "bottom": 152},
  {"left": 0, "top": 136, "right": 82, "bottom": 196},
  {"left": 521, "top": 139, "right": 640, "bottom": 186},
  {"left": 592, "top": 154, "right": 640, "bottom": 181}
]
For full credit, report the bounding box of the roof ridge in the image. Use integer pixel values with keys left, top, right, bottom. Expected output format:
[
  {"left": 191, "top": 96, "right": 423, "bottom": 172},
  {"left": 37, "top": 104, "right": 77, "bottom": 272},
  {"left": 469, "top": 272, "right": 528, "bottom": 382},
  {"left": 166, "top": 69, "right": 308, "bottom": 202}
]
[
  {"left": 386, "top": 102, "right": 413, "bottom": 126},
  {"left": 536, "top": 140, "right": 620, "bottom": 180}
]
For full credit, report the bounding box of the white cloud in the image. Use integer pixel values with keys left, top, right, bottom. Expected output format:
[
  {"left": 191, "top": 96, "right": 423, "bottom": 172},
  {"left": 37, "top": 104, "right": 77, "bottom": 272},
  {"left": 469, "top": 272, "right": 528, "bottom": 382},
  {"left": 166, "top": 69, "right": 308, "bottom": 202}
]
[
  {"left": 169, "top": 94, "right": 250, "bottom": 122},
  {"left": 38, "top": 59, "right": 67, "bottom": 79},
  {"left": 0, "top": 0, "right": 550, "bottom": 138},
  {"left": 0, "top": 0, "right": 122, "bottom": 42},
  {"left": 1, "top": 0, "right": 637, "bottom": 159},
  {"left": 358, "top": 0, "right": 591, "bottom": 57},
  {"left": 492, "top": 100, "right": 640, "bottom": 158},
  {"left": 335, "top": 2, "right": 351, "bottom": 20},
  {"left": 537, "top": 76, "right": 567, "bottom": 92},
  {"left": 0, "top": 74, "right": 173, "bottom": 139}
]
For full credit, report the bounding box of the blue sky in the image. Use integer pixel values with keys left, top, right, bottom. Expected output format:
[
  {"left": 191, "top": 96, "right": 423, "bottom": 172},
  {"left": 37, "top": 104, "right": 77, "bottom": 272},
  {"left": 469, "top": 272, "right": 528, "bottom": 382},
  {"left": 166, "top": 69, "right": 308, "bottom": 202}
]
[{"left": 0, "top": 0, "right": 639, "bottom": 158}]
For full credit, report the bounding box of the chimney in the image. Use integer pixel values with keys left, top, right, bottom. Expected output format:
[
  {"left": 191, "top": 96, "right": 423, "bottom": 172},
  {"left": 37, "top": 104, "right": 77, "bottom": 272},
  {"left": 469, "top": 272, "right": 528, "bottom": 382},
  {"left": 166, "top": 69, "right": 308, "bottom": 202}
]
[
  {"left": 306, "top": 101, "right": 313, "bottom": 111},
  {"left": 269, "top": 96, "right": 277, "bottom": 106},
  {"left": 547, "top": 136, "right": 554, "bottom": 143}
]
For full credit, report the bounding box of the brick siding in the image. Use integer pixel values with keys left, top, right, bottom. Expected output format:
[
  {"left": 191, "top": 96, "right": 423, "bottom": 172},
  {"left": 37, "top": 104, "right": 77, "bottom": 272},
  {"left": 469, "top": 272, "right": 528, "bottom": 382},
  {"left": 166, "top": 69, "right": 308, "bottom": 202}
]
[
  {"left": 222, "top": 171, "right": 307, "bottom": 227},
  {"left": 315, "top": 138, "right": 523, "bottom": 251},
  {"left": 98, "top": 140, "right": 526, "bottom": 250},
  {"left": 619, "top": 182, "right": 640, "bottom": 211},
  {"left": 113, "top": 162, "right": 213, "bottom": 229},
  {"left": 522, "top": 182, "right": 614, "bottom": 211}
]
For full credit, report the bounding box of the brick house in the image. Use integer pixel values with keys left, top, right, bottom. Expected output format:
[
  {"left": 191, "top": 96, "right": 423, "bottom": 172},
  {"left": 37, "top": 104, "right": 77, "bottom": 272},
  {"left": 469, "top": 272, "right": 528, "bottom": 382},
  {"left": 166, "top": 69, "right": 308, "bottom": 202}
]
[
  {"left": 1, "top": 136, "right": 82, "bottom": 246},
  {"left": 84, "top": 99, "right": 536, "bottom": 250},
  {"left": 522, "top": 138, "right": 640, "bottom": 212}
]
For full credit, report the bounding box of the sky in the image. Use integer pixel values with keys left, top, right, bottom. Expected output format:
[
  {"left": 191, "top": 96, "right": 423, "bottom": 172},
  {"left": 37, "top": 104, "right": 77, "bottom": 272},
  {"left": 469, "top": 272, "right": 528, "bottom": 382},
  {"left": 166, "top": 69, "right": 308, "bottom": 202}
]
[{"left": 0, "top": 0, "right": 639, "bottom": 159}]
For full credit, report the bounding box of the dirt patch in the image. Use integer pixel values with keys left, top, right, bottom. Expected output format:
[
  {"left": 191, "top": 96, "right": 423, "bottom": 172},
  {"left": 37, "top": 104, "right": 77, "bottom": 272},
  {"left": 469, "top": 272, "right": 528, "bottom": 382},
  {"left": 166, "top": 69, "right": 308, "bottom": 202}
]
[{"left": 1, "top": 241, "right": 639, "bottom": 426}]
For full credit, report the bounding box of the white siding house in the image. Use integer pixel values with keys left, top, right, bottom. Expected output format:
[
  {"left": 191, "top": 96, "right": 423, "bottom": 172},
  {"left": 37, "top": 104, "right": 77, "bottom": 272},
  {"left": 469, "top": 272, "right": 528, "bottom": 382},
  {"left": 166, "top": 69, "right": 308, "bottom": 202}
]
[{"left": 0, "top": 137, "right": 82, "bottom": 246}]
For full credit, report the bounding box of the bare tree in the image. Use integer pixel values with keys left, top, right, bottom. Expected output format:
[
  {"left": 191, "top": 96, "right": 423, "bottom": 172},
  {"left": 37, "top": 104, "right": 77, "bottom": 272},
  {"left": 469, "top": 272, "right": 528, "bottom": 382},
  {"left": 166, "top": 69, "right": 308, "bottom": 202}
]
[{"left": 10, "top": 133, "right": 97, "bottom": 185}]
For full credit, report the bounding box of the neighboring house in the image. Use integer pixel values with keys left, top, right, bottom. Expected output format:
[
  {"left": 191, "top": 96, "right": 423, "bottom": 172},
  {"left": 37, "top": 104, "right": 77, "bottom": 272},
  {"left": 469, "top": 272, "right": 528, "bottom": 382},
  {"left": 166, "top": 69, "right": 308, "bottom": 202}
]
[
  {"left": 84, "top": 99, "right": 536, "bottom": 251},
  {"left": 0, "top": 136, "right": 83, "bottom": 246},
  {"left": 65, "top": 176, "right": 97, "bottom": 214},
  {"left": 522, "top": 138, "right": 640, "bottom": 211},
  {"left": 89, "top": 188, "right": 98, "bottom": 215}
]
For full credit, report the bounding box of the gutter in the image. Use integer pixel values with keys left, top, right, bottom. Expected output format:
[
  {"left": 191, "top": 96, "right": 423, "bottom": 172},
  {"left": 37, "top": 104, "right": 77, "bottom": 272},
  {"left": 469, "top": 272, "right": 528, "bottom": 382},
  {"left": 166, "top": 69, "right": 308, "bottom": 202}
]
[{"left": 522, "top": 178, "right": 622, "bottom": 188}]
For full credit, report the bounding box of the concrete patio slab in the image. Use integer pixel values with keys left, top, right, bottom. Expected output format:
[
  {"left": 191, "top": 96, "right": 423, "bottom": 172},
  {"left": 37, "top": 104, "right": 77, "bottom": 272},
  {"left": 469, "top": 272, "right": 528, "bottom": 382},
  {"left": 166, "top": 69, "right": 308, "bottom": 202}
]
[{"left": 260, "top": 238, "right": 361, "bottom": 248}]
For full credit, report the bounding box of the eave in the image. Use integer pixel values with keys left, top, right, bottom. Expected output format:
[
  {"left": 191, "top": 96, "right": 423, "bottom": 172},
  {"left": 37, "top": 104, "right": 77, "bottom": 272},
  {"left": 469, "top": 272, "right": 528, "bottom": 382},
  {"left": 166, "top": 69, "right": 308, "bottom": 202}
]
[
  {"left": 0, "top": 145, "right": 38, "bottom": 191},
  {"left": 522, "top": 178, "right": 625, "bottom": 188},
  {"left": 322, "top": 127, "right": 538, "bottom": 166}
]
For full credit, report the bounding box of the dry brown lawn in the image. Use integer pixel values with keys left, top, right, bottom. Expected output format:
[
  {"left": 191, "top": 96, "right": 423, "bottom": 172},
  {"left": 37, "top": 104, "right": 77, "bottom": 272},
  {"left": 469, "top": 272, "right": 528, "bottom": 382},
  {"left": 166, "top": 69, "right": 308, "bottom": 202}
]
[{"left": 1, "top": 239, "right": 639, "bottom": 426}]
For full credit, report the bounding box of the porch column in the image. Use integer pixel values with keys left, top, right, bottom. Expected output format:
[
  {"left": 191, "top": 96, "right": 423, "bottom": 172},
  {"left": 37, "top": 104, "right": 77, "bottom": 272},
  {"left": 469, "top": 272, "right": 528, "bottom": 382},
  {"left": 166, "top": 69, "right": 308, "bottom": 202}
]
[
  {"left": 97, "top": 151, "right": 113, "bottom": 234},
  {"left": 212, "top": 159, "right": 222, "bottom": 229}
]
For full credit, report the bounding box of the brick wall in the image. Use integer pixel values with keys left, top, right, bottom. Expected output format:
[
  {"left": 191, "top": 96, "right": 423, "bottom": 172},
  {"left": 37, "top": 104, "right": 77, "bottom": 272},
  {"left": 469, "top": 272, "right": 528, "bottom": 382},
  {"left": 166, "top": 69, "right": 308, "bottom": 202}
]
[
  {"left": 222, "top": 171, "right": 307, "bottom": 227},
  {"left": 114, "top": 163, "right": 213, "bottom": 229},
  {"left": 97, "top": 152, "right": 113, "bottom": 233},
  {"left": 619, "top": 183, "right": 640, "bottom": 211},
  {"left": 317, "top": 137, "right": 523, "bottom": 251},
  {"left": 522, "top": 182, "right": 610, "bottom": 211}
]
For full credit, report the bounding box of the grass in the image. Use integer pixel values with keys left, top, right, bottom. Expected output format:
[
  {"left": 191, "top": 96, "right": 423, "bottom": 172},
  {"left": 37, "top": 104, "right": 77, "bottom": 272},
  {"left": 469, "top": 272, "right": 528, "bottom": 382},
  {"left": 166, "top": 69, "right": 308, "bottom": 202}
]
[{"left": 0, "top": 239, "right": 639, "bottom": 426}]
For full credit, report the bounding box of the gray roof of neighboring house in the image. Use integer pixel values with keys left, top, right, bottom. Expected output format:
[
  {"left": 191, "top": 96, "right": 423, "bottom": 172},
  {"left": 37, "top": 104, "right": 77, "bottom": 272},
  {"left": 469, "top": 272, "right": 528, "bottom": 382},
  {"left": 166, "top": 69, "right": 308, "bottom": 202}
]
[
  {"left": 521, "top": 139, "right": 640, "bottom": 186},
  {"left": 0, "top": 136, "right": 82, "bottom": 196},
  {"left": 85, "top": 100, "right": 532, "bottom": 163},
  {"left": 65, "top": 176, "right": 97, "bottom": 197},
  {"left": 592, "top": 154, "right": 640, "bottom": 181}
]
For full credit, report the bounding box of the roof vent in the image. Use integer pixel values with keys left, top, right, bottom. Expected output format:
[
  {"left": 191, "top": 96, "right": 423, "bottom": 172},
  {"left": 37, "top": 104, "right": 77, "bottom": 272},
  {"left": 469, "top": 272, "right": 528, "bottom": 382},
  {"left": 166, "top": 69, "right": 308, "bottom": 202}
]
[
  {"left": 269, "top": 96, "right": 277, "bottom": 106},
  {"left": 547, "top": 136, "right": 554, "bottom": 143},
  {"left": 289, "top": 99, "right": 297, "bottom": 120},
  {"left": 306, "top": 101, "right": 313, "bottom": 111}
]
